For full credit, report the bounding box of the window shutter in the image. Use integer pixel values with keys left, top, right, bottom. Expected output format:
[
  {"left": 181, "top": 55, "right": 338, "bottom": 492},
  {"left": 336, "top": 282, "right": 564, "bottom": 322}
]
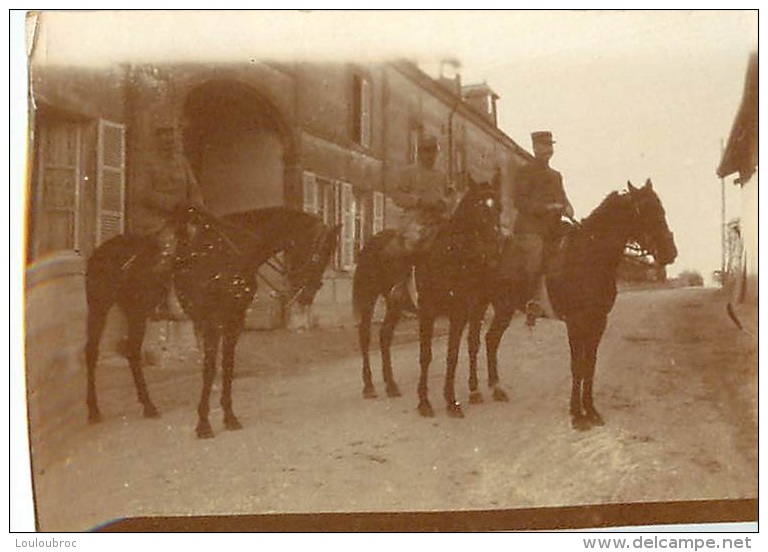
[
  {"left": 96, "top": 119, "right": 126, "bottom": 245},
  {"left": 338, "top": 181, "right": 356, "bottom": 270},
  {"left": 302, "top": 171, "right": 318, "bottom": 214},
  {"left": 373, "top": 191, "right": 385, "bottom": 235},
  {"left": 360, "top": 77, "right": 372, "bottom": 148}
]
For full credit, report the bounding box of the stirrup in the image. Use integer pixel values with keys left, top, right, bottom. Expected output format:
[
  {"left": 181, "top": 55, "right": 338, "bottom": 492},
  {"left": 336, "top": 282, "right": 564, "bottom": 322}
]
[{"left": 525, "top": 299, "right": 543, "bottom": 328}]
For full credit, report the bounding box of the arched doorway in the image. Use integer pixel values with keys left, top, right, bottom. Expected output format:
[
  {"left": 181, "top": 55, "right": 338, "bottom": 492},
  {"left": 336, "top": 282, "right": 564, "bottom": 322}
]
[
  {"left": 183, "top": 80, "right": 290, "bottom": 216},
  {"left": 183, "top": 80, "right": 293, "bottom": 328}
]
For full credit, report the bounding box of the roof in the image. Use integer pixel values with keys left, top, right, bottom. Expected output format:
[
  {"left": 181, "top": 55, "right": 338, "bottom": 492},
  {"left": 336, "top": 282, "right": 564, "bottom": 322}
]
[
  {"left": 717, "top": 52, "right": 758, "bottom": 183},
  {"left": 461, "top": 82, "right": 500, "bottom": 100}
]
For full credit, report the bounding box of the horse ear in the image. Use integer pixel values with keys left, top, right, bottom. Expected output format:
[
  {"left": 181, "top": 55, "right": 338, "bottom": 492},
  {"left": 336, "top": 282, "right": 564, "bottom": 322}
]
[
  {"left": 644, "top": 178, "right": 653, "bottom": 190},
  {"left": 627, "top": 181, "right": 637, "bottom": 193}
]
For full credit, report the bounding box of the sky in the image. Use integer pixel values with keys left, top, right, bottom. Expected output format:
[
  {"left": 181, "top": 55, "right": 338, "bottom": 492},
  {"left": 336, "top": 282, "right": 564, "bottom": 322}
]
[{"left": 24, "top": 9, "right": 758, "bottom": 280}]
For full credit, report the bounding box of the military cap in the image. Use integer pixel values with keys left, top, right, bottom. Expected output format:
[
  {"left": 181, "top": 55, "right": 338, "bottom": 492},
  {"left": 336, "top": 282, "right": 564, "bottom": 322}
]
[{"left": 531, "top": 131, "right": 555, "bottom": 145}]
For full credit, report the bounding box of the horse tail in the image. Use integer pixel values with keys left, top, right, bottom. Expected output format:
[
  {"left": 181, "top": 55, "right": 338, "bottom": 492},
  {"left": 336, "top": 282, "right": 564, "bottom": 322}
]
[{"left": 352, "top": 246, "right": 380, "bottom": 324}]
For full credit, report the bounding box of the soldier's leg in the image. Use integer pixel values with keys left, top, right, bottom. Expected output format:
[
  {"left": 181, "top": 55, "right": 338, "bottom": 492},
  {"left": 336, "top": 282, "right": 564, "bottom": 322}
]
[
  {"left": 152, "top": 226, "right": 184, "bottom": 320},
  {"left": 520, "top": 235, "right": 545, "bottom": 326}
]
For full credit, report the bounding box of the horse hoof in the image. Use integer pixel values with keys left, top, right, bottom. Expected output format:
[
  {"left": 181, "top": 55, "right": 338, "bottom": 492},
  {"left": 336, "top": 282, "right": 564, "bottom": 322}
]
[
  {"left": 447, "top": 402, "right": 464, "bottom": 418},
  {"left": 143, "top": 405, "right": 160, "bottom": 419},
  {"left": 224, "top": 417, "right": 242, "bottom": 431},
  {"left": 571, "top": 416, "right": 591, "bottom": 432},
  {"left": 417, "top": 401, "right": 435, "bottom": 418},
  {"left": 492, "top": 386, "right": 510, "bottom": 402},
  {"left": 196, "top": 421, "right": 214, "bottom": 439},
  {"left": 386, "top": 385, "right": 402, "bottom": 398},
  {"left": 469, "top": 390, "right": 484, "bottom": 404},
  {"left": 363, "top": 386, "right": 378, "bottom": 399},
  {"left": 586, "top": 412, "right": 605, "bottom": 427}
]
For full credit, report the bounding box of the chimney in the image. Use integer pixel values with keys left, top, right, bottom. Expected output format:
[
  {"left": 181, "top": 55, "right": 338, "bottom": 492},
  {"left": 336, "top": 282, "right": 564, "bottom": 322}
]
[
  {"left": 437, "top": 58, "right": 462, "bottom": 96},
  {"left": 462, "top": 82, "right": 499, "bottom": 127}
]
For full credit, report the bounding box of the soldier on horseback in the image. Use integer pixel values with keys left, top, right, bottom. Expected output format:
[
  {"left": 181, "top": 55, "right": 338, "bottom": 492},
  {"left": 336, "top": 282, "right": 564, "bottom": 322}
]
[
  {"left": 133, "top": 122, "right": 205, "bottom": 319},
  {"left": 513, "top": 131, "right": 574, "bottom": 327},
  {"left": 388, "top": 135, "right": 456, "bottom": 305}
]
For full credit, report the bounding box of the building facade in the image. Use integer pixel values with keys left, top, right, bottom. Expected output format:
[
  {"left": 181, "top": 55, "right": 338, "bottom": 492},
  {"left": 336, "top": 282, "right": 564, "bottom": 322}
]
[{"left": 25, "top": 59, "right": 530, "bottom": 402}]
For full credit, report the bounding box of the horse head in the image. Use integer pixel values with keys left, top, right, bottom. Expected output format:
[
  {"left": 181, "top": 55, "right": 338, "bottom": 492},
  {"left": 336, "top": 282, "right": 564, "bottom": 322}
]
[
  {"left": 626, "top": 179, "right": 678, "bottom": 266},
  {"left": 286, "top": 219, "right": 342, "bottom": 307},
  {"left": 452, "top": 174, "right": 503, "bottom": 237}
]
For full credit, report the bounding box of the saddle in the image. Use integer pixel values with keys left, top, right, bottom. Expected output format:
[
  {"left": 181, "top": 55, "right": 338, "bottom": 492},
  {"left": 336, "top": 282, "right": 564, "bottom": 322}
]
[{"left": 498, "top": 220, "right": 577, "bottom": 283}]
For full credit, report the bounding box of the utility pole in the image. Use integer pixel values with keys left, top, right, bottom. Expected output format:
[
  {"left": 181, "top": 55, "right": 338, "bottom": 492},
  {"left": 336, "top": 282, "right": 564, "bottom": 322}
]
[{"left": 720, "top": 138, "right": 726, "bottom": 285}]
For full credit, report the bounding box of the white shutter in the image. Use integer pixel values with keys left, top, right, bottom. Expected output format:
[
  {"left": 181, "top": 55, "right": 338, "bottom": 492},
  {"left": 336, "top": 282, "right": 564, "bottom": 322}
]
[
  {"left": 360, "top": 77, "right": 372, "bottom": 148},
  {"left": 96, "top": 119, "right": 125, "bottom": 245},
  {"left": 338, "top": 181, "right": 356, "bottom": 270},
  {"left": 373, "top": 191, "right": 385, "bottom": 234},
  {"left": 302, "top": 171, "right": 318, "bottom": 214}
]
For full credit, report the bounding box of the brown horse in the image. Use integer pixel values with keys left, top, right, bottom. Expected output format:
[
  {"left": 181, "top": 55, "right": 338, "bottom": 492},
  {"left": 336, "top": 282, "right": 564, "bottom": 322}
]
[
  {"left": 476, "top": 179, "right": 678, "bottom": 430},
  {"left": 353, "top": 178, "right": 505, "bottom": 417},
  {"left": 85, "top": 206, "right": 340, "bottom": 438}
]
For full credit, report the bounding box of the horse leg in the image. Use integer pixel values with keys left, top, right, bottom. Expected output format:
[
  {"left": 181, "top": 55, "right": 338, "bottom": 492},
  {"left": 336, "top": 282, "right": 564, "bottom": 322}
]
[
  {"left": 417, "top": 309, "right": 436, "bottom": 417},
  {"left": 445, "top": 309, "right": 468, "bottom": 418},
  {"left": 359, "top": 299, "right": 377, "bottom": 399},
  {"left": 467, "top": 309, "right": 483, "bottom": 404},
  {"left": 485, "top": 297, "right": 515, "bottom": 402},
  {"left": 582, "top": 315, "right": 608, "bottom": 427},
  {"left": 380, "top": 298, "right": 403, "bottom": 398},
  {"left": 566, "top": 319, "right": 589, "bottom": 431},
  {"left": 85, "top": 305, "right": 110, "bottom": 423},
  {"left": 220, "top": 323, "right": 243, "bottom": 431},
  {"left": 196, "top": 323, "right": 220, "bottom": 439},
  {"left": 125, "top": 311, "right": 159, "bottom": 419}
]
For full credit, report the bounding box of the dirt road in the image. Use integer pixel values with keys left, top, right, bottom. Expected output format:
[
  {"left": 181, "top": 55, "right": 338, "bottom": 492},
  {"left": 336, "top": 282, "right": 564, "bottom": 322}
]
[{"left": 31, "top": 287, "right": 757, "bottom": 531}]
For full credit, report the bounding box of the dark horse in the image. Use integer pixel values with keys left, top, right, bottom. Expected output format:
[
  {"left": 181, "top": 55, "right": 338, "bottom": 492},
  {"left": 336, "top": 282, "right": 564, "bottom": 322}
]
[
  {"left": 353, "top": 178, "right": 504, "bottom": 417},
  {"left": 476, "top": 179, "right": 678, "bottom": 430},
  {"left": 85, "top": 206, "right": 340, "bottom": 438}
]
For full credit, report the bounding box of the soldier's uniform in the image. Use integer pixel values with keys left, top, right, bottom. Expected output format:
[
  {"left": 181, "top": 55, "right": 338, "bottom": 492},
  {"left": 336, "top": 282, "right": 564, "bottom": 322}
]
[
  {"left": 512, "top": 131, "right": 573, "bottom": 325},
  {"left": 133, "top": 125, "right": 205, "bottom": 319},
  {"left": 390, "top": 136, "right": 455, "bottom": 254}
]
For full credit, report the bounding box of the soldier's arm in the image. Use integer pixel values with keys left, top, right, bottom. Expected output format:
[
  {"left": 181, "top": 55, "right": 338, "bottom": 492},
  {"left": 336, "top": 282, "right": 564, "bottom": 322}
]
[
  {"left": 557, "top": 173, "right": 575, "bottom": 218},
  {"left": 184, "top": 160, "right": 205, "bottom": 207}
]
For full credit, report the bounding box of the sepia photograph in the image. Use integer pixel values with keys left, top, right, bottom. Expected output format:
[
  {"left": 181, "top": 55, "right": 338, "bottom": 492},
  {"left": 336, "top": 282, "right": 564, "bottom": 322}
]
[{"left": 14, "top": 9, "right": 757, "bottom": 533}]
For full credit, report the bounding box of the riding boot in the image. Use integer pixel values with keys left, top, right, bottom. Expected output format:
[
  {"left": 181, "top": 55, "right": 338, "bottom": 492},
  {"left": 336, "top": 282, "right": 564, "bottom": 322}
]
[{"left": 524, "top": 273, "right": 544, "bottom": 328}]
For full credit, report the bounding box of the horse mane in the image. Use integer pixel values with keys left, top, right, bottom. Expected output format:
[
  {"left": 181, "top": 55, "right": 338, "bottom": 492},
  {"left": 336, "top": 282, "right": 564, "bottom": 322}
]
[{"left": 581, "top": 191, "right": 628, "bottom": 230}]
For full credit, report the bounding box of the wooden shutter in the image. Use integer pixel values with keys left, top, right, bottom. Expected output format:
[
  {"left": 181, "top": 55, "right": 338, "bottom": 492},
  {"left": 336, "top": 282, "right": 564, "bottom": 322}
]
[
  {"left": 360, "top": 77, "right": 372, "bottom": 148},
  {"left": 373, "top": 191, "right": 385, "bottom": 235},
  {"left": 96, "top": 119, "right": 126, "bottom": 245},
  {"left": 338, "top": 181, "right": 356, "bottom": 270},
  {"left": 302, "top": 171, "right": 318, "bottom": 214}
]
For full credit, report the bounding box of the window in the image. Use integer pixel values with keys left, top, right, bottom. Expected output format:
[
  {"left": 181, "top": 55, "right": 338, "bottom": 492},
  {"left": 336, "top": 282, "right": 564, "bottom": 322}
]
[
  {"left": 302, "top": 171, "right": 361, "bottom": 271},
  {"left": 35, "top": 119, "right": 82, "bottom": 256},
  {"left": 352, "top": 74, "right": 372, "bottom": 148},
  {"left": 96, "top": 119, "right": 126, "bottom": 245}
]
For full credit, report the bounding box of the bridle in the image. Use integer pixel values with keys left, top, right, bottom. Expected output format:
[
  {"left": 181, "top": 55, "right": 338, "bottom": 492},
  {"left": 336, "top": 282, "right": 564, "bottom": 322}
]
[
  {"left": 276, "top": 221, "right": 329, "bottom": 307},
  {"left": 624, "top": 189, "right": 673, "bottom": 263}
]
